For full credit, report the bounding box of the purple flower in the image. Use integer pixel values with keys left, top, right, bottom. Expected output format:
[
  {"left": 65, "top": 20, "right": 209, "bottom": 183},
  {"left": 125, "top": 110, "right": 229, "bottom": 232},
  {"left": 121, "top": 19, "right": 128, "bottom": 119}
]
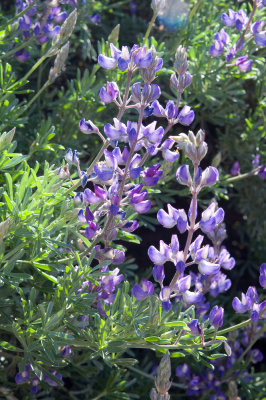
[
  {"left": 176, "top": 165, "right": 192, "bottom": 187},
  {"left": 259, "top": 263, "right": 266, "bottom": 288},
  {"left": 232, "top": 293, "right": 252, "bottom": 313},
  {"left": 132, "top": 278, "right": 154, "bottom": 300},
  {"left": 104, "top": 118, "right": 126, "bottom": 140},
  {"left": 89, "top": 13, "right": 101, "bottom": 24},
  {"left": 176, "top": 364, "right": 191, "bottom": 378},
  {"left": 201, "top": 166, "right": 219, "bottom": 187},
  {"left": 159, "top": 286, "right": 172, "bottom": 311},
  {"left": 120, "top": 220, "right": 139, "bottom": 232},
  {"left": 148, "top": 240, "right": 171, "bottom": 264},
  {"left": 209, "top": 39, "right": 225, "bottom": 58},
  {"left": 130, "top": 188, "right": 151, "bottom": 213},
  {"left": 209, "top": 272, "right": 231, "bottom": 297},
  {"left": 189, "top": 235, "right": 204, "bottom": 259},
  {"left": 183, "top": 290, "right": 203, "bottom": 304},
  {"left": 235, "top": 56, "right": 252, "bottom": 72},
  {"left": 209, "top": 306, "right": 224, "bottom": 328},
  {"left": 187, "top": 319, "right": 201, "bottom": 335},
  {"left": 98, "top": 44, "right": 152, "bottom": 72},
  {"left": 152, "top": 100, "right": 178, "bottom": 120},
  {"left": 80, "top": 315, "right": 89, "bottom": 329},
  {"left": 15, "top": 364, "right": 31, "bottom": 384},
  {"left": 79, "top": 118, "right": 97, "bottom": 134},
  {"left": 251, "top": 20, "right": 265, "bottom": 34},
  {"left": 178, "top": 106, "right": 195, "bottom": 126},
  {"left": 143, "top": 164, "right": 163, "bottom": 186},
  {"left": 157, "top": 204, "right": 187, "bottom": 230},
  {"left": 177, "top": 275, "right": 191, "bottom": 293},
  {"left": 199, "top": 203, "right": 224, "bottom": 233},
  {"left": 43, "top": 371, "right": 62, "bottom": 387},
  {"left": 84, "top": 185, "right": 107, "bottom": 204},
  {"left": 14, "top": 48, "right": 30, "bottom": 62},
  {"left": 254, "top": 30, "right": 266, "bottom": 47},
  {"left": 129, "top": 1, "right": 137, "bottom": 14},
  {"left": 235, "top": 10, "right": 248, "bottom": 32},
  {"left": 160, "top": 138, "right": 179, "bottom": 162},
  {"left": 218, "top": 248, "right": 235, "bottom": 270},
  {"left": 153, "top": 265, "right": 165, "bottom": 284},
  {"left": 221, "top": 9, "right": 237, "bottom": 27},
  {"left": 198, "top": 260, "right": 220, "bottom": 276},
  {"left": 100, "top": 81, "right": 119, "bottom": 103},
  {"left": 252, "top": 154, "right": 260, "bottom": 168},
  {"left": 230, "top": 161, "right": 240, "bottom": 175},
  {"left": 258, "top": 165, "right": 266, "bottom": 179},
  {"left": 74, "top": 192, "right": 83, "bottom": 205},
  {"left": 61, "top": 345, "right": 72, "bottom": 357},
  {"left": 251, "top": 349, "right": 263, "bottom": 363}
]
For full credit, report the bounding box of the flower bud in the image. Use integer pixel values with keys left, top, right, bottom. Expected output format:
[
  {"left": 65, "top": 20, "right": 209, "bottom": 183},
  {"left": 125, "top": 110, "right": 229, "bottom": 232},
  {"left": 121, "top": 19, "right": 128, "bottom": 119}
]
[
  {"left": 174, "top": 45, "right": 188, "bottom": 75},
  {"left": 99, "top": 81, "right": 119, "bottom": 103},
  {"left": 209, "top": 305, "right": 224, "bottom": 328},
  {"left": 151, "top": 0, "right": 166, "bottom": 15},
  {"left": 155, "top": 352, "right": 171, "bottom": 395},
  {"left": 59, "top": 9, "right": 77, "bottom": 42},
  {"left": 58, "top": 165, "right": 70, "bottom": 179},
  {"left": 201, "top": 166, "right": 219, "bottom": 187},
  {"left": 177, "top": 72, "right": 192, "bottom": 91},
  {"left": 49, "top": 41, "right": 69, "bottom": 82},
  {"left": 176, "top": 165, "right": 192, "bottom": 187},
  {"left": 79, "top": 119, "right": 98, "bottom": 134}
]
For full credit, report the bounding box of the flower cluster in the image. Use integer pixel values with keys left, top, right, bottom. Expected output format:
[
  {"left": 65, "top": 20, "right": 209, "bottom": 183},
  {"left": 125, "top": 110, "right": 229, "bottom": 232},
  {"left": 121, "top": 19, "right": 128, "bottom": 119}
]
[
  {"left": 61, "top": 43, "right": 194, "bottom": 254},
  {"left": 58, "top": 43, "right": 194, "bottom": 325},
  {"left": 14, "top": 0, "right": 76, "bottom": 61},
  {"left": 15, "top": 363, "right": 62, "bottom": 394},
  {"left": 232, "top": 263, "right": 266, "bottom": 321},
  {"left": 175, "top": 325, "right": 264, "bottom": 398},
  {"left": 230, "top": 154, "right": 266, "bottom": 179},
  {"left": 132, "top": 127, "right": 236, "bottom": 338},
  {"left": 76, "top": 264, "right": 124, "bottom": 318},
  {"left": 209, "top": 2, "right": 266, "bottom": 71}
]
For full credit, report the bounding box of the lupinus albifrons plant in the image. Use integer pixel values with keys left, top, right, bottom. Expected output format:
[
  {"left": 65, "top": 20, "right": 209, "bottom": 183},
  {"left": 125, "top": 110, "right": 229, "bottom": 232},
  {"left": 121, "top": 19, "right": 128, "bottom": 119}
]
[{"left": 209, "top": 0, "right": 266, "bottom": 71}]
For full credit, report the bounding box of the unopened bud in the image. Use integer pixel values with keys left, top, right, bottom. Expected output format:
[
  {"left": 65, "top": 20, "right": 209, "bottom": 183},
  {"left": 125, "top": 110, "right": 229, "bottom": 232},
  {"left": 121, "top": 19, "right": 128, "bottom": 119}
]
[
  {"left": 228, "top": 381, "right": 240, "bottom": 400},
  {"left": 155, "top": 352, "right": 171, "bottom": 395},
  {"left": 151, "top": 0, "right": 166, "bottom": 15},
  {"left": 0, "top": 127, "right": 16, "bottom": 151},
  {"left": 49, "top": 41, "right": 69, "bottom": 82},
  {"left": 150, "top": 388, "right": 158, "bottom": 400},
  {"left": 195, "top": 129, "right": 205, "bottom": 146},
  {"left": 59, "top": 9, "right": 77, "bottom": 42},
  {"left": 58, "top": 165, "right": 70, "bottom": 179},
  {"left": 174, "top": 45, "right": 188, "bottom": 75}
]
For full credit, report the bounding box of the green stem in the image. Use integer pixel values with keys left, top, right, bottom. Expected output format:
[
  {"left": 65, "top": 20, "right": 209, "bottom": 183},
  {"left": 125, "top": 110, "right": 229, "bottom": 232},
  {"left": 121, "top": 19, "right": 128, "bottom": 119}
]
[
  {"left": 22, "top": 54, "right": 47, "bottom": 82},
  {"left": 1, "top": 37, "right": 35, "bottom": 60},
  {"left": 16, "top": 81, "right": 50, "bottom": 119},
  {"left": 143, "top": 13, "right": 157, "bottom": 43},
  {"left": 1, "top": 54, "right": 49, "bottom": 105},
  {"left": 206, "top": 319, "right": 252, "bottom": 337},
  {"left": 90, "top": 392, "right": 106, "bottom": 400},
  {"left": 223, "top": 168, "right": 259, "bottom": 183}
]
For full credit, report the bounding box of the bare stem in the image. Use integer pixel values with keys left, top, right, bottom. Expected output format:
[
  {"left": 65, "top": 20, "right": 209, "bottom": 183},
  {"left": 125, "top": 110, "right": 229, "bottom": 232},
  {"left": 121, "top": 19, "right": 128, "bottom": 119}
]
[{"left": 117, "top": 70, "right": 133, "bottom": 121}]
